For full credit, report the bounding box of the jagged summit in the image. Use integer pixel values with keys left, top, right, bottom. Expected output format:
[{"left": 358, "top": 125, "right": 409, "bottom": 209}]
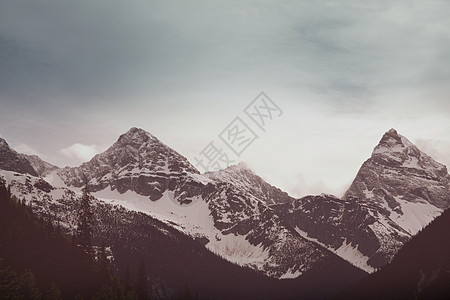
[
  {"left": 376, "top": 128, "right": 423, "bottom": 153},
  {"left": 0, "top": 137, "right": 38, "bottom": 176},
  {"left": 371, "top": 129, "right": 448, "bottom": 177},
  {"left": 343, "top": 128, "right": 450, "bottom": 264},
  {"left": 349, "top": 128, "right": 450, "bottom": 208},
  {"left": 0, "top": 137, "right": 57, "bottom": 177},
  {"left": 205, "top": 162, "right": 293, "bottom": 205},
  {"left": 0, "top": 137, "right": 10, "bottom": 149},
  {"left": 388, "top": 128, "right": 397, "bottom": 133},
  {"left": 116, "top": 127, "right": 158, "bottom": 147},
  {"left": 376, "top": 128, "right": 402, "bottom": 147}
]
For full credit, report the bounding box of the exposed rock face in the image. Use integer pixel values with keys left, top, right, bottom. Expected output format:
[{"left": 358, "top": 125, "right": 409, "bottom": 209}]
[
  {"left": 205, "top": 162, "right": 294, "bottom": 205},
  {"left": 202, "top": 182, "right": 326, "bottom": 277},
  {"left": 21, "top": 154, "right": 58, "bottom": 177},
  {"left": 0, "top": 138, "right": 38, "bottom": 176},
  {"left": 276, "top": 194, "right": 409, "bottom": 271}
]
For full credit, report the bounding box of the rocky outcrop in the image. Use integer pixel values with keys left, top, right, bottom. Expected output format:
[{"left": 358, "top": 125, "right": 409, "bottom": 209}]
[
  {"left": 21, "top": 154, "right": 58, "bottom": 177},
  {"left": 0, "top": 138, "right": 38, "bottom": 176},
  {"left": 205, "top": 162, "right": 294, "bottom": 205}
]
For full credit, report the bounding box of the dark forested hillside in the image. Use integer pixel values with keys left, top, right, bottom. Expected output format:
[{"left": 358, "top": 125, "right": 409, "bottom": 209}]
[
  {"left": 340, "top": 208, "right": 450, "bottom": 299},
  {"left": 0, "top": 179, "right": 129, "bottom": 299}
]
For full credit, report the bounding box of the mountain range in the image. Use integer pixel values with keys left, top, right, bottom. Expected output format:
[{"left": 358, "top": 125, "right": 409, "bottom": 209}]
[{"left": 1, "top": 127, "right": 449, "bottom": 297}]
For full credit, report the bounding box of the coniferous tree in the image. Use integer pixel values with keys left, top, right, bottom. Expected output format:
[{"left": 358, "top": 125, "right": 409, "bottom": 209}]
[
  {"left": 75, "top": 185, "right": 94, "bottom": 256},
  {"left": 46, "top": 281, "right": 62, "bottom": 300},
  {"left": 0, "top": 180, "right": 130, "bottom": 299},
  {"left": 124, "top": 265, "right": 131, "bottom": 293},
  {"left": 0, "top": 263, "right": 41, "bottom": 300},
  {"left": 177, "top": 285, "right": 197, "bottom": 300},
  {"left": 136, "top": 258, "right": 148, "bottom": 300},
  {"left": 98, "top": 242, "right": 110, "bottom": 282},
  {"left": 18, "top": 269, "right": 41, "bottom": 300}
]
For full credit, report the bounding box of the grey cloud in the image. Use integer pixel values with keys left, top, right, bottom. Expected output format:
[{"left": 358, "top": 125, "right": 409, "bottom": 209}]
[{"left": 1, "top": 0, "right": 449, "bottom": 195}]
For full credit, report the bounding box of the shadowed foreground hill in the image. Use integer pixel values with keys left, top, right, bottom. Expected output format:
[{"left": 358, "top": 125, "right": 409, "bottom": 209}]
[
  {"left": 0, "top": 179, "right": 123, "bottom": 299},
  {"left": 339, "top": 208, "right": 450, "bottom": 299}
]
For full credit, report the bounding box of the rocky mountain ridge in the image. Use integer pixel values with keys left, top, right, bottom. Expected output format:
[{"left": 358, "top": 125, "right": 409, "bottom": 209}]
[
  {"left": 1, "top": 127, "right": 448, "bottom": 276},
  {"left": 0, "top": 128, "right": 349, "bottom": 279}
]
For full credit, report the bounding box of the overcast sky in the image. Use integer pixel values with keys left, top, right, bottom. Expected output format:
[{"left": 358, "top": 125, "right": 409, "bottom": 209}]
[{"left": 1, "top": 0, "right": 449, "bottom": 197}]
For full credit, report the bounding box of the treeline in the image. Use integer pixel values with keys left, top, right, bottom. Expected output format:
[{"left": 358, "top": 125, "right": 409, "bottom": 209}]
[{"left": 0, "top": 179, "right": 141, "bottom": 299}]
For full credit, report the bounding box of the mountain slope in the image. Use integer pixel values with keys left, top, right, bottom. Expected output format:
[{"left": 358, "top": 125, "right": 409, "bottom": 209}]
[{"left": 276, "top": 129, "right": 450, "bottom": 271}]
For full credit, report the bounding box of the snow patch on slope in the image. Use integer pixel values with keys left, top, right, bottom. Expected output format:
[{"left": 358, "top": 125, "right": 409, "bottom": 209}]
[
  {"left": 207, "top": 234, "right": 269, "bottom": 269},
  {"left": 44, "top": 170, "right": 69, "bottom": 188},
  {"left": 279, "top": 268, "right": 303, "bottom": 279},
  {"left": 334, "top": 240, "right": 375, "bottom": 273},
  {"left": 294, "top": 226, "right": 374, "bottom": 273},
  {"left": 389, "top": 197, "right": 442, "bottom": 235}
]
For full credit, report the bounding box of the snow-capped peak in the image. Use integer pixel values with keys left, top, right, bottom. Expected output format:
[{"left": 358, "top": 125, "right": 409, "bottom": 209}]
[{"left": 0, "top": 137, "right": 9, "bottom": 149}]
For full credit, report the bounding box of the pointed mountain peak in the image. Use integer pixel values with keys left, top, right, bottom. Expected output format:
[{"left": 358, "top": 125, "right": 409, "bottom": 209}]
[
  {"left": 0, "top": 137, "right": 38, "bottom": 176},
  {"left": 387, "top": 127, "right": 398, "bottom": 135},
  {"left": 57, "top": 127, "right": 199, "bottom": 192},
  {"left": 378, "top": 128, "right": 401, "bottom": 145},
  {"left": 373, "top": 128, "right": 417, "bottom": 156},
  {"left": 371, "top": 129, "right": 446, "bottom": 173},
  {"left": 124, "top": 127, "right": 151, "bottom": 136},
  {"left": 116, "top": 127, "right": 158, "bottom": 148},
  {"left": 0, "top": 137, "right": 10, "bottom": 149},
  {"left": 345, "top": 128, "right": 450, "bottom": 209}
]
